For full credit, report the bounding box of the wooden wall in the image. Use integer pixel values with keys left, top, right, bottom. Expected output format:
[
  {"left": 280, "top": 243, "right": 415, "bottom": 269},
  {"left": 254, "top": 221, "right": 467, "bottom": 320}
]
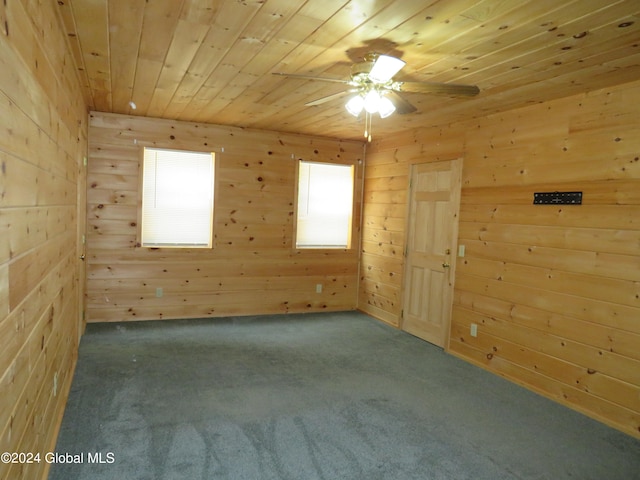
[
  {"left": 86, "top": 112, "right": 363, "bottom": 322},
  {"left": 359, "top": 80, "right": 640, "bottom": 438},
  {"left": 0, "top": 0, "right": 88, "bottom": 479}
]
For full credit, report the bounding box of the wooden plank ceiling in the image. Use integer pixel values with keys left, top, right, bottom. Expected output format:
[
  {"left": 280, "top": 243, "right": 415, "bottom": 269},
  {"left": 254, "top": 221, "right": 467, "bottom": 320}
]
[{"left": 56, "top": 0, "right": 640, "bottom": 141}]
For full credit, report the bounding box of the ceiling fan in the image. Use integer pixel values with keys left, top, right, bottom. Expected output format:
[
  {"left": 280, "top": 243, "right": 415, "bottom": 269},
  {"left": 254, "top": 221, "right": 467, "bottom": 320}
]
[{"left": 274, "top": 53, "right": 480, "bottom": 140}]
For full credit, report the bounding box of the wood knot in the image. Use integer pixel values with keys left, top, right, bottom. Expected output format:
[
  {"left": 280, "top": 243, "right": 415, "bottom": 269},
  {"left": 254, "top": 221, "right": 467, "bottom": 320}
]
[{"left": 486, "top": 353, "right": 494, "bottom": 360}]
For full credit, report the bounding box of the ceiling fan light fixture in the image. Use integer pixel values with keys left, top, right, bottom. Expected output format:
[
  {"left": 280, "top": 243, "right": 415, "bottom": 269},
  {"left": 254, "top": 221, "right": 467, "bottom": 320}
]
[
  {"left": 368, "top": 54, "right": 406, "bottom": 83},
  {"left": 378, "top": 96, "right": 396, "bottom": 118},
  {"left": 363, "top": 89, "right": 381, "bottom": 113},
  {"left": 345, "top": 94, "right": 364, "bottom": 116}
]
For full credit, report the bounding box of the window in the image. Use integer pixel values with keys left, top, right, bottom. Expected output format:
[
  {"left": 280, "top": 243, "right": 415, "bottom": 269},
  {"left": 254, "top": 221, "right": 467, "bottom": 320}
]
[
  {"left": 296, "top": 161, "right": 354, "bottom": 248},
  {"left": 141, "top": 148, "right": 215, "bottom": 248}
]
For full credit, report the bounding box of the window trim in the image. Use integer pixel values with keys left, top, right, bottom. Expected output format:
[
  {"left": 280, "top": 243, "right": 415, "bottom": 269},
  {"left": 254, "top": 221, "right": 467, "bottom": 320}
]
[
  {"left": 136, "top": 147, "right": 217, "bottom": 249},
  {"left": 293, "top": 159, "right": 356, "bottom": 251}
]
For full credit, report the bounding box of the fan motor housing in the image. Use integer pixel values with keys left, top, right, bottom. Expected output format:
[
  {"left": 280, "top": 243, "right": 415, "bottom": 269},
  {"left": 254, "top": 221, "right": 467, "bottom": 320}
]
[{"left": 350, "top": 60, "right": 375, "bottom": 79}]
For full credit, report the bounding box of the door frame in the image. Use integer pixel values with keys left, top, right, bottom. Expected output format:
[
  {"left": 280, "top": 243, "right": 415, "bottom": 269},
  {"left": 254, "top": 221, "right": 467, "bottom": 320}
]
[
  {"left": 399, "top": 158, "right": 463, "bottom": 350},
  {"left": 76, "top": 151, "right": 87, "bottom": 342}
]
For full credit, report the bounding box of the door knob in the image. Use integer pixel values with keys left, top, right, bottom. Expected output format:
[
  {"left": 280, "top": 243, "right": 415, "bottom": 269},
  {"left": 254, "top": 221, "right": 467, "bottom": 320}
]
[
  {"left": 80, "top": 254, "right": 85, "bottom": 261},
  {"left": 442, "top": 262, "right": 450, "bottom": 268}
]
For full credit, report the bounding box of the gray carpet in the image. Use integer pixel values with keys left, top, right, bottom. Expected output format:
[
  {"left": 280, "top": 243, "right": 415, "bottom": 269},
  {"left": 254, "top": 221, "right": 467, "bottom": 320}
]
[{"left": 49, "top": 311, "right": 640, "bottom": 480}]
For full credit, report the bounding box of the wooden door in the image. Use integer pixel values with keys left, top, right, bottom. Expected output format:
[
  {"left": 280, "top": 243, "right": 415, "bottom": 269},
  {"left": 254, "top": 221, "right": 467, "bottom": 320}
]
[{"left": 401, "top": 159, "right": 462, "bottom": 347}]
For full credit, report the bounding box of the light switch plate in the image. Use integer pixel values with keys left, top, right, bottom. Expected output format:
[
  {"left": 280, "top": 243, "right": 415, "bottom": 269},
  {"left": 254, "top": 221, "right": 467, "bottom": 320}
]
[{"left": 470, "top": 323, "right": 478, "bottom": 337}]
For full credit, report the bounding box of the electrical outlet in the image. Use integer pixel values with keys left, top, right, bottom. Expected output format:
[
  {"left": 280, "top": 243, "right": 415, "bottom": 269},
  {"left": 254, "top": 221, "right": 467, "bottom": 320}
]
[
  {"left": 156, "top": 287, "right": 163, "bottom": 298},
  {"left": 315, "top": 284, "right": 322, "bottom": 294},
  {"left": 470, "top": 323, "right": 478, "bottom": 337}
]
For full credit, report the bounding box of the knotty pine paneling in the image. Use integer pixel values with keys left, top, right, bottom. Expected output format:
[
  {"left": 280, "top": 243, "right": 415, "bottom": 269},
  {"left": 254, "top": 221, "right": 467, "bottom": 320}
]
[
  {"left": 0, "top": 0, "right": 88, "bottom": 479},
  {"left": 86, "top": 112, "right": 364, "bottom": 323},
  {"left": 359, "top": 80, "right": 640, "bottom": 438}
]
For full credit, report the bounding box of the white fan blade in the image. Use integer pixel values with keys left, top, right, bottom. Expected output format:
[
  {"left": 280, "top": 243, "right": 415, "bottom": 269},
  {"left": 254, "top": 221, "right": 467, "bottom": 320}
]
[{"left": 368, "top": 55, "right": 406, "bottom": 83}]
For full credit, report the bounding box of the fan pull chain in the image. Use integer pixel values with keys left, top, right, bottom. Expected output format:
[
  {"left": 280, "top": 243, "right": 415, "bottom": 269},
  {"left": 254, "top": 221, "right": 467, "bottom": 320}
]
[
  {"left": 363, "top": 111, "right": 368, "bottom": 140},
  {"left": 364, "top": 112, "right": 372, "bottom": 142}
]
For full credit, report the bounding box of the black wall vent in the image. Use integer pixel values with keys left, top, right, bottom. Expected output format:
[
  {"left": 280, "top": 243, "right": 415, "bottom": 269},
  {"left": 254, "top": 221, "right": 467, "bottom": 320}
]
[{"left": 533, "top": 191, "right": 582, "bottom": 205}]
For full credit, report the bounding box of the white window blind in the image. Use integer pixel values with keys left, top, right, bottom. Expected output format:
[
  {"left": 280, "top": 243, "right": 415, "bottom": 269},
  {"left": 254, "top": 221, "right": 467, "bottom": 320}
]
[
  {"left": 296, "top": 161, "right": 354, "bottom": 248},
  {"left": 141, "top": 148, "right": 215, "bottom": 248}
]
